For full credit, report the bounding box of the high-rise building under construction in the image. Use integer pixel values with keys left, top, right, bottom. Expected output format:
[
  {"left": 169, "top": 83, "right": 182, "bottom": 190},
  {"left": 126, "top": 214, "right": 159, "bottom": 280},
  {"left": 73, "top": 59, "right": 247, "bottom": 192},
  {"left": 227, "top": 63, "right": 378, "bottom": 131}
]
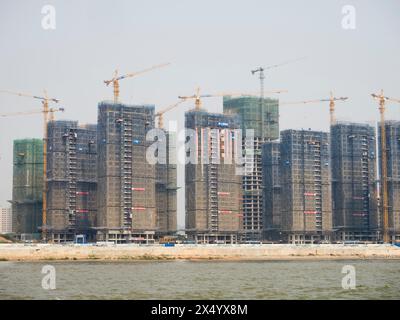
[
  {"left": 277, "top": 129, "right": 332, "bottom": 244},
  {"left": 96, "top": 102, "right": 157, "bottom": 243},
  {"left": 331, "top": 122, "right": 379, "bottom": 241},
  {"left": 46, "top": 121, "right": 97, "bottom": 243},
  {"left": 155, "top": 130, "right": 178, "bottom": 234},
  {"left": 223, "top": 96, "right": 279, "bottom": 240},
  {"left": 261, "top": 142, "right": 281, "bottom": 241},
  {"left": 379, "top": 121, "right": 400, "bottom": 242},
  {"left": 185, "top": 109, "right": 243, "bottom": 243},
  {"left": 11, "top": 139, "right": 43, "bottom": 237}
]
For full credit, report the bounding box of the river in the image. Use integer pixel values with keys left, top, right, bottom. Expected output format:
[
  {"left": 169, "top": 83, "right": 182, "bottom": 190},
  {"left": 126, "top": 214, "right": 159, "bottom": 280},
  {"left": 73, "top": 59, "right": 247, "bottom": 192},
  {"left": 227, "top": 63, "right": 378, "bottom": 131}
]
[{"left": 0, "top": 260, "right": 399, "bottom": 299}]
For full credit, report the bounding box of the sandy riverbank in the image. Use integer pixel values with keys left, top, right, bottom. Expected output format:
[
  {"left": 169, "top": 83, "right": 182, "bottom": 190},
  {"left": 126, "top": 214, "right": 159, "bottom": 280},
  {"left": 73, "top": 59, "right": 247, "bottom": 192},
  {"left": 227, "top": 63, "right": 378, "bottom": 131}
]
[{"left": 1, "top": 244, "right": 400, "bottom": 262}]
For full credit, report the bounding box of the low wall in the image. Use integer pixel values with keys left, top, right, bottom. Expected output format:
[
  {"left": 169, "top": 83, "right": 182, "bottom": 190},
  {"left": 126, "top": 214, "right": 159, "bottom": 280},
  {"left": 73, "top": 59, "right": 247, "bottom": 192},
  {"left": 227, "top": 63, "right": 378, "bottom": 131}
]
[{"left": 1, "top": 244, "right": 400, "bottom": 261}]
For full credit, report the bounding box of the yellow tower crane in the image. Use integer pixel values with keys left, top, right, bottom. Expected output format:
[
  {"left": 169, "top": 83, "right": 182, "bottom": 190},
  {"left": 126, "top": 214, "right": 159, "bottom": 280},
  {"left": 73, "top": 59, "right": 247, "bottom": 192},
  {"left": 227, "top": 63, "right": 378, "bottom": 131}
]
[
  {"left": 0, "top": 107, "right": 64, "bottom": 118},
  {"left": 0, "top": 89, "right": 61, "bottom": 241},
  {"left": 178, "top": 87, "right": 286, "bottom": 111},
  {"left": 281, "top": 92, "right": 348, "bottom": 126},
  {"left": 155, "top": 99, "right": 188, "bottom": 129},
  {"left": 371, "top": 90, "right": 400, "bottom": 243},
  {"left": 104, "top": 62, "right": 170, "bottom": 104}
]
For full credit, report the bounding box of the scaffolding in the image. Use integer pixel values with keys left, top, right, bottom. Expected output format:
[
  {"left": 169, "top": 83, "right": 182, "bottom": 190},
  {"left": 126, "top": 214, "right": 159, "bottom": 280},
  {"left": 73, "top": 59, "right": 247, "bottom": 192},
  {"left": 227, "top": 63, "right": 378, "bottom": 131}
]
[
  {"left": 11, "top": 139, "right": 43, "bottom": 235},
  {"left": 185, "top": 110, "right": 242, "bottom": 242},
  {"left": 279, "top": 129, "right": 332, "bottom": 244},
  {"left": 331, "top": 122, "right": 379, "bottom": 241},
  {"left": 155, "top": 130, "right": 178, "bottom": 234},
  {"left": 46, "top": 121, "right": 97, "bottom": 243},
  {"left": 97, "top": 102, "right": 156, "bottom": 243},
  {"left": 223, "top": 96, "right": 279, "bottom": 241},
  {"left": 379, "top": 121, "right": 400, "bottom": 241},
  {"left": 261, "top": 142, "right": 281, "bottom": 240}
]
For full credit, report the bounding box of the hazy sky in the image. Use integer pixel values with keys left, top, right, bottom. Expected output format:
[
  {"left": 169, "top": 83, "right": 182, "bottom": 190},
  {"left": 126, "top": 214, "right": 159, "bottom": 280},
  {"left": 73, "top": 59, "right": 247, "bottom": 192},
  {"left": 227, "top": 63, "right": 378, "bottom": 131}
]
[{"left": 0, "top": 0, "right": 399, "bottom": 227}]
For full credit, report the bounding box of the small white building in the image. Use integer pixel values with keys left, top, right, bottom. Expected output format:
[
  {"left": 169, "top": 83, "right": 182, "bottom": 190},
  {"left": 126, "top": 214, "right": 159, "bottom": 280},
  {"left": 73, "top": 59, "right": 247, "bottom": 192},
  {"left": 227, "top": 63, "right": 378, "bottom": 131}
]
[{"left": 0, "top": 207, "right": 12, "bottom": 234}]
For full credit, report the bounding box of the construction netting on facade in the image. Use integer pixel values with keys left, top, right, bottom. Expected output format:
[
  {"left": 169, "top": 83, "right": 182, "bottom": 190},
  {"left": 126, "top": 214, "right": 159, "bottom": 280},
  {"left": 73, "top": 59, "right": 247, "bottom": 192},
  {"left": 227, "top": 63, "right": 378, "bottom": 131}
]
[{"left": 12, "top": 138, "right": 43, "bottom": 234}]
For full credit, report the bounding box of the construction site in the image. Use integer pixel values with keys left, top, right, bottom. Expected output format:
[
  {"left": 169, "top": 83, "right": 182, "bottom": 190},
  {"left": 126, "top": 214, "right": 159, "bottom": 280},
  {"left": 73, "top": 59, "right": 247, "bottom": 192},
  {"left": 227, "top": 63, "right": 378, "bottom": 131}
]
[
  {"left": 11, "top": 139, "right": 43, "bottom": 239},
  {"left": 223, "top": 95, "right": 279, "bottom": 241},
  {"left": 185, "top": 108, "right": 243, "bottom": 244},
  {"left": 1, "top": 63, "right": 399, "bottom": 246},
  {"left": 331, "top": 122, "right": 379, "bottom": 242},
  {"left": 379, "top": 121, "right": 400, "bottom": 242},
  {"left": 46, "top": 120, "right": 98, "bottom": 243},
  {"left": 277, "top": 129, "right": 333, "bottom": 244},
  {"left": 155, "top": 131, "right": 178, "bottom": 234},
  {"left": 261, "top": 142, "right": 281, "bottom": 241},
  {"left": 96, "top": 101, "right": 158, "bottom": 243}
]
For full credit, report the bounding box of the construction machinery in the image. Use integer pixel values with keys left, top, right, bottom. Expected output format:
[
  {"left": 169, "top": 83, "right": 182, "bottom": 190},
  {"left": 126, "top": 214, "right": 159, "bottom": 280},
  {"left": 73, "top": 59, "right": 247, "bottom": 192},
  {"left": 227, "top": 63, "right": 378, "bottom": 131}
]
[
  {"left": 251, "top": 57, "right": 306, "bottom": 99},
  {"left": 0, "top": 89, "right": 61, "bottom": 241},
  {"left": 155, "top": 99, "right": 188, "bottom": 129},
  {"left": 104, "top": 63, "right": 170, "bottom": 104},
  {"left": 178, "top": 87, "right": 286, "bottom": 111},
  {"left": 0, "top": 107, "right": 64, "bottom": 119},
  {"left": 281, "top": 92, "right": 349, "bottom": 125},
  {"left": 371, "top": 90, "right": 400, "bottom": 243}
]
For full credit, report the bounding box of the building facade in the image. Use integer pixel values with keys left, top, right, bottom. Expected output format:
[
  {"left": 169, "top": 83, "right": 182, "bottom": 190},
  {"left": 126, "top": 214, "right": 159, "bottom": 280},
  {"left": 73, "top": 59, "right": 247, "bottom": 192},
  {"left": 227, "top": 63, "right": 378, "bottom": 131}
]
[
  {"left": 0, "top": 207, "right": 12, "bottom": 234},
  {"left": 379, "top": 121, "right": 400, "bottom": 241},
  {"left": 261, "top": 142, "right": 282, "bottom": 241},
  {"left": 331, "top": 122, "right": 378, "bottom": 241},
  {"left": 97, "top": 102, "right": 156, "bottom": 243},
  {"left": 279, "top": 130, "right": 332, "bottom": 244},
  {"left": 223, "top": 96, "right": 279, "bottom": 241},
  {"left": 46, "top": 121, "right": 97, "bottom": 243},
  {"left": 11, "top": 139, "right": 43, "bottom": 237},
  {"left": 185, "top": 109, "right": 243, "bottom": 243},
  {"left": 155, "top": 130, "right": 178, "bottom": 234}
]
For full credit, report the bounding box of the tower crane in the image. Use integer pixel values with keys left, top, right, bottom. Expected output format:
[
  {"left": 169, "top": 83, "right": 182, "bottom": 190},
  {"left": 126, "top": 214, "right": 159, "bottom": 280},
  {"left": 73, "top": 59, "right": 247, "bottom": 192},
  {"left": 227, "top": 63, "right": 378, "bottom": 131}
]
[
  {"left": 0, "top": 89, "right": 61, "bottom": 241},
  {"left": 281, "top": 92, "right": 348, "bottom": 125},
  {"left": 252, "top": 57, "right": 305, "bottom": 137},
  {"left": 0, "top": 107, "right": 64, "bottom": 118},
  {"left": 155, "top": 99, "right": 188, "bottom": 129},
  {"left": 371, "top": 90, "right": 400, "bottom": 243},
  {"left": 104, "top": 62, "right": 170, "bottom": 104},
  {"left": 251, "top": 57, "right": 306, "bottom": 101},
  {"left": 178, "top": 87, "right": 286, "bottom": 111}
]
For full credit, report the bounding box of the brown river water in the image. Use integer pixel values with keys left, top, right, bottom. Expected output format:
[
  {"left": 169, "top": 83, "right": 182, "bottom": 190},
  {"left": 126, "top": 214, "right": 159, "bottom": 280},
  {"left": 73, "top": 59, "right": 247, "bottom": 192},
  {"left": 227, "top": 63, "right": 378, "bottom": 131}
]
[{"left": 0, "top": 260, "right": 399, "bottom": 299}]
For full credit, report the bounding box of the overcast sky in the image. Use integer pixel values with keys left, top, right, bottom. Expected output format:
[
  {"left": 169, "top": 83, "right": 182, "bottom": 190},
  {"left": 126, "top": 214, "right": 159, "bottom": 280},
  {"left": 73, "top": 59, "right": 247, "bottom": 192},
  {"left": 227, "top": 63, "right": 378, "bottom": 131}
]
[{"left": 0, "top": 0, "right": 399, "bottom": 227}]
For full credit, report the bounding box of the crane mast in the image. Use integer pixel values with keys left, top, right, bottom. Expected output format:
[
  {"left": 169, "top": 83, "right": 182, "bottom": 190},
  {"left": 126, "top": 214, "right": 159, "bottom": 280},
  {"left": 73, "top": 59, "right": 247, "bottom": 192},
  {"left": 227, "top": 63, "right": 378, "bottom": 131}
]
[
  {"left": 371, "top": 90, "right": 400, "bottom": 243},
  {"left": 104, "top": 63, "right": 170, "bottom": 103},
  {"left": 155, "top": 99, "right": 188, "bottom": 129},
  {"left": 0, "top": 89, "right": 61, "bottom": 241}
]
